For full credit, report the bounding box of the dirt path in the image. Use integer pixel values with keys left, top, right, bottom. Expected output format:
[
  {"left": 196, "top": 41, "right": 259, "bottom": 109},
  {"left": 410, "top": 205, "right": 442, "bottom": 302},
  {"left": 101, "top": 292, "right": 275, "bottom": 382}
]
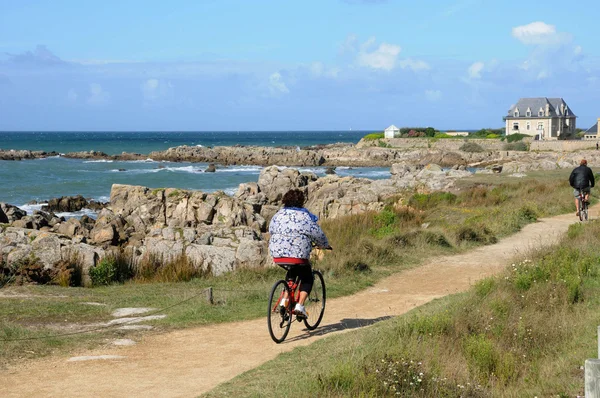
[{"left": 1, "top": 211, "right": 585, "bottom": 398}]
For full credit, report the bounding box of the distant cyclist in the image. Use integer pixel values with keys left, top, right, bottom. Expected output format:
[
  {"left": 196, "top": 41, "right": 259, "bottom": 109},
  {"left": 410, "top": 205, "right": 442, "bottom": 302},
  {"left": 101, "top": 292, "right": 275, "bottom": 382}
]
[
  {"left": 569, "top": 159, "right": 595, "bottom": 217},
  {"left": 268, "top": 189, "right": 331, "bottom": 318}
]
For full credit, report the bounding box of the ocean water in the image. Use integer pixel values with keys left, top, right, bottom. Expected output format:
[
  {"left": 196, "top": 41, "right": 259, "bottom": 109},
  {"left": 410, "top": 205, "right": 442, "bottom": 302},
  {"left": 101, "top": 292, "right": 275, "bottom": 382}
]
[
  {"left": 0, "top": 131, "right": 370, "bottom": 155},
  {"left": 0, "top": 131, "right": 390, "bottom": 213}
]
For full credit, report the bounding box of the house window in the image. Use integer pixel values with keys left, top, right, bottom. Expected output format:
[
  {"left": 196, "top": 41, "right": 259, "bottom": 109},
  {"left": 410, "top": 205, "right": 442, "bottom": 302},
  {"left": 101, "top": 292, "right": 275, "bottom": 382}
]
[
  {"left": 526, "top": 111, "right": 531, "bottom": 117},
  {"left": 538, "top": 110, "right": 544, "bottom": 117},
  {"left": 512, "top": 122, "right": 519, "bottom": 131},
  {"left": 514, "top": 111, "right": 519, "bottom": 117},
  {"left": 537, "top": 122, "right": 543, "bottom": 130},
  {"left": 526, "top": 122, "right": 531, "bottom": 130}
]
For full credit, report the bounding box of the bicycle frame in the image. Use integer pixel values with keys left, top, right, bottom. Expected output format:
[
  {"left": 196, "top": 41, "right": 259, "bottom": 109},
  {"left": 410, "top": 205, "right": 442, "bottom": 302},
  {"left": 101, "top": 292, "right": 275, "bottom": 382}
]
[{"left": 272, "top": 278, "right": 302, "bottom": 314}]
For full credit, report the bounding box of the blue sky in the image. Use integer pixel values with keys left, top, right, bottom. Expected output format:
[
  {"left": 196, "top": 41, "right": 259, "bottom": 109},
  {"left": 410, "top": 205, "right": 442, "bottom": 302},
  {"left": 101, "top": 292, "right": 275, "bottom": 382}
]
[{"left": 0, "top": 0, "right": 599, "bottom": 131}]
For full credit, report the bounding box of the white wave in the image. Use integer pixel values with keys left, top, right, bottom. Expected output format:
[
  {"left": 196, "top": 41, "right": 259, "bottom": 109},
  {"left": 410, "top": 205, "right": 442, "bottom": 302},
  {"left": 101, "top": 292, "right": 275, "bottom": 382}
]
[
  {"left": 223, "top": 187, "right": 238, "bottom": 196},
  {"left": 55, "top": 208, "right": 98, "bottom": 220},
  {"left": 216, "top": 166, "right": 262, "bottom": 173},
  {"left": 19, "top": 203, "right": 46, "bottom": 215},
  {"left": 84, "top": 159, "right": 113, "bottom": 163},
  {"left": 127, "top": 158, "right": 157, "bottom": 163},
  {"left": 110, "top": 165, "right": 203, "bottom": 174},
  {"left": 196, "top": 144, "right": 204, "bottom": 147}
]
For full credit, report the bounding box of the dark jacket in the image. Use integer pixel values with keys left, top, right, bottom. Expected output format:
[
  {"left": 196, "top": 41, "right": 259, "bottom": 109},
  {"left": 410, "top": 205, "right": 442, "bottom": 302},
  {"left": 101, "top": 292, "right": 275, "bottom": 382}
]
[{"left": 569, "top": 165, "right": 595, "bottom": 189}]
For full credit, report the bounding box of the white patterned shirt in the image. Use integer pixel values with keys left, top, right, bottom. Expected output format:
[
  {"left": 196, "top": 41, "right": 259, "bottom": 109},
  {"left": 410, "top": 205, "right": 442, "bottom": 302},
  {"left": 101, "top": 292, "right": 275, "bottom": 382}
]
[{"left": 268, "top": 207, "right": 329, "bottom": 259}]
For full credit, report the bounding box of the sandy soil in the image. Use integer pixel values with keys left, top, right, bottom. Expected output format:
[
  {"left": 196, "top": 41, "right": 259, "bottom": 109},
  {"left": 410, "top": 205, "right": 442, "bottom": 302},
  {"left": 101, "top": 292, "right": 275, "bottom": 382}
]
[{"left": 1, "top": 210, "right": 586, "bottom": 398}]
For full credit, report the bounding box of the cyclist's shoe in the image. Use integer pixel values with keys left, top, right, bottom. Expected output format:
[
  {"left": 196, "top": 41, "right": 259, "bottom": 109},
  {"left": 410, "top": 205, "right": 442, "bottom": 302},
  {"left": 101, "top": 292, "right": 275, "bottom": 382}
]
[{"left": 292, "top": 303, "right": 308, "bottom": 319}]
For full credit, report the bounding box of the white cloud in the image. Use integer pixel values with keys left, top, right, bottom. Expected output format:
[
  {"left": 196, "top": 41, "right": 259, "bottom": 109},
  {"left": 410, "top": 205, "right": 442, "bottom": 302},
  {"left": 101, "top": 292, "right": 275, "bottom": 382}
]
[
  {"left": 511, "top": 21, "right": 569, "bottom": 46},
  {"left": 309, "top": 62, "right": 340, "bottom": 78},
  {"left": 398, "top": 58, "right": 431, "bottom": 71},
  {"left": 87, "top": 83, "right": 110, "bottom": 105},
  {"left": 269, "top": 72, "right": 289, "bottom": 95},
  {"left": 425, "top": 89, "right": 442, "bottom": 101},
  {"left": 344, "top": 35, "right": 428, "bottom": 72},
  {"left": 67, "top": 88, "right": 78, "bottom": 102},
  {"left": 357, "top": 40, "right": 401, "bottom": 71},
  {"left": 468, "top": 61, "right": 484, "bottom": 79},
  {"left": 141, "top": 78, "right": 174, "bottom": 102}
]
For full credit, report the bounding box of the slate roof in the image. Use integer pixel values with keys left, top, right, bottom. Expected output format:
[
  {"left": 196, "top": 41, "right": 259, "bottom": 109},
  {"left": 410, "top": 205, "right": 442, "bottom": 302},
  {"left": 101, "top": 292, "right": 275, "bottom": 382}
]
[
  {"left": 585, "top": 122, "right": 598, "bottom": 135},
  {"left": 506, "top": 97, "right": 576, "bottom": 118}
]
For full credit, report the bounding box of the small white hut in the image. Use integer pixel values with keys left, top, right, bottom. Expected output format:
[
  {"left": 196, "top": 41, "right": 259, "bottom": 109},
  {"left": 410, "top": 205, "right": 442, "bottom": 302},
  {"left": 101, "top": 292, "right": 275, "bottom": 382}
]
[{"left": 384, "top": 125, "right": 400, "bottom": 138}]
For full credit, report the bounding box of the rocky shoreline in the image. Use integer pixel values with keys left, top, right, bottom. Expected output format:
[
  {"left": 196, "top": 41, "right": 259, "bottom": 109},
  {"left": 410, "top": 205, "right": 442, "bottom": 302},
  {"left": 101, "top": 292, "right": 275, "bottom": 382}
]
[
  {"left": 1, "top": 139, "right": 598, "bottom": 287},
  {"left": 3, "top": 139, "right": 600, "bottom": 169}
]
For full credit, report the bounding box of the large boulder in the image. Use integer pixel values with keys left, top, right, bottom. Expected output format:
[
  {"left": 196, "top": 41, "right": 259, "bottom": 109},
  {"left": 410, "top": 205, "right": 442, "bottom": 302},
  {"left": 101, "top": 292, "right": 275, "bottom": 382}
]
[
  {"left": 42, "top": 195, "right": 88, "bottom": 212},
  {"left": 0, "top": 203, "right": 26, "bottom": 223},
  {"left": 256, "top": 166, "right": 318, "bottom": 204}
]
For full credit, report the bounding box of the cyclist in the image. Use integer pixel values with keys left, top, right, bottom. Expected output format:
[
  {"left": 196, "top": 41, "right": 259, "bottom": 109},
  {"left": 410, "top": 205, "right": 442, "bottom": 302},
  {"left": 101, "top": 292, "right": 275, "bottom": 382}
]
[
  {"left": 268, "top": 189, "right": 331, "bottom": 318},
  {"left": 569, "top": 159, "right": 595, "bottom": 217}
]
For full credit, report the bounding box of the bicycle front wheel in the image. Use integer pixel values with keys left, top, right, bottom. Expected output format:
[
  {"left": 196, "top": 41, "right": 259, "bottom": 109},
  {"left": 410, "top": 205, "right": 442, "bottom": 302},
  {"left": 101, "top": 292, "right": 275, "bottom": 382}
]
[
  {"left": 267, "top": 280, "right": 292, "bottom": 343},
  {"left": 304, "top": 270, "right": 326, "bottom": 330}
]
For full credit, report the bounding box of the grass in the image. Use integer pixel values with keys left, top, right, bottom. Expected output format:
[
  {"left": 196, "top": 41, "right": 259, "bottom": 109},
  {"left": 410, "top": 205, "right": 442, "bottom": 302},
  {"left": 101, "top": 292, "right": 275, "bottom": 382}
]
[
  {"left": 204, "top": 220, "right": 600, "bottom": 397},
  {"left": 0, "top": 171, "right": 580, "bottom": 369}
]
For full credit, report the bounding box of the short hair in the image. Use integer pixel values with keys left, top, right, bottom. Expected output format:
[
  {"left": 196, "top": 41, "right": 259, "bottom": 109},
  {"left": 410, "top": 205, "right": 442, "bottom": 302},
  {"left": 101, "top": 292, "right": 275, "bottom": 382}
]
[
  {"left": 282, "top": 189, "right": 305, "bottom": 208},
  {"left": 581, "top": 159, "right": 588, "bottom": 166}
]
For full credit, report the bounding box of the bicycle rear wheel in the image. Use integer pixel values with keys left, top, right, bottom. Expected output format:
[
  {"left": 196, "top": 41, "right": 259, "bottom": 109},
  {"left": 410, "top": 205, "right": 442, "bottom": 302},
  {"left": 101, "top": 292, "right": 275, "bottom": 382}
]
[
  {"left": 303, "top": 270, "right": 326, "bottom": 330},
  {"left": 583, "top": 201, "right": 589, "bottom": 221},
  {"left": 579, "top": 197, "right": 584, "bottom": 221},
  {"left": 267, "top": 280, "right": 292, "bottom": 343}
]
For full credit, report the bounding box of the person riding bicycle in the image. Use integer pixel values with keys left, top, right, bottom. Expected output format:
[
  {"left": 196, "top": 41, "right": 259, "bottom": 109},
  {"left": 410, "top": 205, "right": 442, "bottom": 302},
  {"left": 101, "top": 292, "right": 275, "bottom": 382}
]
[
  {"left": 268, "top": 189, "right": 331, "bottom": 318},
  {"left": 569, "top": 159, "right": 595, "bottom": 217}
]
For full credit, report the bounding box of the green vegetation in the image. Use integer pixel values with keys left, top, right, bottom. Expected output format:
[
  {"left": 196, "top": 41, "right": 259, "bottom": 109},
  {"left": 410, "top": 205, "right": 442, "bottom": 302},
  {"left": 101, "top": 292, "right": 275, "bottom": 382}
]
[
  {"left": 89, "top": 255, "right": 133, "bottom": 286},
  {"left": 504, "top": 141, "right": 529, "bottom": 151},
  {"left": 205, "top": 208, "right": 599, "bottom": 398},
  {"left": 362, "top": 132, "right": 384, "bottom": 141},
  {"left": 504, "top": 133, "right": 529, "bottom": 143},
  {"left": 459, "top": 142, "right": 485, "bottom": 153},
  {"left": 471, "top": 128, "right": 505, "bottom": 138},
  {"left": 0, "top": 172, "right": 578, "bottom": 370}
]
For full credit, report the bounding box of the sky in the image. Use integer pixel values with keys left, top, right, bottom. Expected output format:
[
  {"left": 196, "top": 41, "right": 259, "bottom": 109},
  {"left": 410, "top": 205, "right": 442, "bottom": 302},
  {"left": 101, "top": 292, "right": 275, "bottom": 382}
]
[{"left": 0, "top": 0, "right": 599, "bottom": 131}]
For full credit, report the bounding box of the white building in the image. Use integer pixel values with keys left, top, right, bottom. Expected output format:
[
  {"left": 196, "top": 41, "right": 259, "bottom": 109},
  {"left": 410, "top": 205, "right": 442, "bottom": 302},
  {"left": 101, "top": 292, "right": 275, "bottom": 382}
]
[{"left": 384, "top": 125, "right": 400, "bottom": 138}]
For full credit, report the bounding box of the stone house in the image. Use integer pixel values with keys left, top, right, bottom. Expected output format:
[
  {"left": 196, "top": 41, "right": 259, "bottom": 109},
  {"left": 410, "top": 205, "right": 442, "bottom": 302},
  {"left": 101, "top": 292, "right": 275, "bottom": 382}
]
[
  {"left": 384, "top": 124, "right": 400, "bottom": 138},
  {"left": 504, "top": 97, "right": 576, "bottom": 140},
  {"left": 583, "top": 118, "right": 600, "bottom": 140}
]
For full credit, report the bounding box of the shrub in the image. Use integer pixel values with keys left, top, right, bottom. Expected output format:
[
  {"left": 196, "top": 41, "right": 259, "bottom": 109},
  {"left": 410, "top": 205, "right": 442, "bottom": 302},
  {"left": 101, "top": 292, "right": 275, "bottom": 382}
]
[
  {"left": 89, "top": 255, "right": 132, "bottom": 286},
  {"left": 135, "top": 253, "right": 203, "bottom": 282},
  {"left": 456, "top": 224, "right": 497, "bottom": 244},
  {"left": 363, "top": 133, "right": 384, "bottom": 141},
  {"left": 506, "top": 133, "right": 528, "bottom": 143},
  {"left": 504, "top": 142, "right": 528, "bottom": 151},
  {"left": 459, "top": 142, "right": 485, "bottom": 153},
  {"left": 409, "top": 192, "right": 457, "bottom": 209},
  {"left": 52, "top": 259, "right": 83, "bottom": 287}
]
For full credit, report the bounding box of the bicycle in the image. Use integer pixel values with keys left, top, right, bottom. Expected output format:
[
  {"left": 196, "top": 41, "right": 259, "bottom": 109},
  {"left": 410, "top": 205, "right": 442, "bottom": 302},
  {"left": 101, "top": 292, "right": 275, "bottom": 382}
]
[
  {"left": 267, "top": 263, "right": 326, "bottom": 344},
  {"left": 577, "top": 189, "right": 589, "bottom": 222}
]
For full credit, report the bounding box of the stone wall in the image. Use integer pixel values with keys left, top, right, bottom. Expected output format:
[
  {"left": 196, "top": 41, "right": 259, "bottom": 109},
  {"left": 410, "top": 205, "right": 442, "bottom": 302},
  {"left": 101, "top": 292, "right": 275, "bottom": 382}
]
[
  {"left": 530, "top": 140, "right": 598, "bottom": 152},
  {"left": 360, "top": 137, "right": 600, "bottom": 153}
]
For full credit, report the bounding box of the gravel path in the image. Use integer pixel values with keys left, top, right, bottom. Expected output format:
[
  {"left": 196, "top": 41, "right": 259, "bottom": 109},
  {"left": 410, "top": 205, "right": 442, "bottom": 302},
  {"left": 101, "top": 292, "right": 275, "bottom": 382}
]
[{"left": 1, "top": 210, "right": 584, "bottom": 398}]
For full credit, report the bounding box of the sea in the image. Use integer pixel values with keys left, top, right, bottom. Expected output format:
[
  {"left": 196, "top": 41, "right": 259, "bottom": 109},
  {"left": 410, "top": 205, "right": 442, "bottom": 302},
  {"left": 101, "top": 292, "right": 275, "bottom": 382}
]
[{"left": 0, "top": 131, "right": 390, "bottom": 218}]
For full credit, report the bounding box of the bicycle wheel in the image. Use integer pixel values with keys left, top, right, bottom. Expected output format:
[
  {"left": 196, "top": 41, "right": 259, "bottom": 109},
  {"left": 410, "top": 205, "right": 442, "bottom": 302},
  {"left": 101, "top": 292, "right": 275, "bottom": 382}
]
[
  {"left": 579, "top": 197, "right": 584, "bottom": 221},
  {"left": 267, "top": 280, "right": 292, "bottom": 343},
  {"left": 303, "top": 270, "right": 326, "bottom": 330},
  {"left": 583, "top": 201, "right": 589, "bottom": 221}
]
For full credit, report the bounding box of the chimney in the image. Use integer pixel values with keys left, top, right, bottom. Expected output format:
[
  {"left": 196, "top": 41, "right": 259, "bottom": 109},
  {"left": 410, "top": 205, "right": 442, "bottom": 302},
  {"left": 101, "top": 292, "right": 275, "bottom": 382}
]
[{"left": 545, "top": 103, "right": 550, "bottom": 116}]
